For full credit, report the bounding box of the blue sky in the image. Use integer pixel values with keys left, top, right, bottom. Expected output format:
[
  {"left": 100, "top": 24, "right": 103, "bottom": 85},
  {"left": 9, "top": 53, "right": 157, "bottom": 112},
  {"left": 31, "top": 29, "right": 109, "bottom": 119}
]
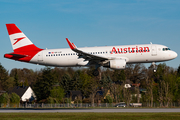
[{"left": 0, "top": 0, "right": 180, "bottom": 71}]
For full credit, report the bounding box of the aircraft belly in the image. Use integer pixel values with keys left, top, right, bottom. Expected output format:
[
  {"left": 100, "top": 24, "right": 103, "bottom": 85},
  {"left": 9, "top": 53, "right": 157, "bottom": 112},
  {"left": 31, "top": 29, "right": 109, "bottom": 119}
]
[
  {"left": 30, "top": 50, "right": 87, "bottom": 67},
  {"left": 44, "top": 57, "right": 78, "bottom": 67}
]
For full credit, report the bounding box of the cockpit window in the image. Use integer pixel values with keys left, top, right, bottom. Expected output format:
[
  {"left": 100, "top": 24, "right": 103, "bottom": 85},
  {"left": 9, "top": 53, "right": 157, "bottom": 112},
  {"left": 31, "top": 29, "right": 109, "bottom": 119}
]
[{"left": 163, "top": 48, "right": 171, "bottom": 51}]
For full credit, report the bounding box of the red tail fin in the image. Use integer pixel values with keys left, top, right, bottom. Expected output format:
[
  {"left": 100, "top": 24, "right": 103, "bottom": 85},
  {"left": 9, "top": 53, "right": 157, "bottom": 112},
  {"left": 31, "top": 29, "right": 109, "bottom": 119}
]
[
  {"left": 5, "top": 24, "right": 43, "bottom": 62},
  {"left": 6, "top": 24, "right": 42, "bottom": 52}
]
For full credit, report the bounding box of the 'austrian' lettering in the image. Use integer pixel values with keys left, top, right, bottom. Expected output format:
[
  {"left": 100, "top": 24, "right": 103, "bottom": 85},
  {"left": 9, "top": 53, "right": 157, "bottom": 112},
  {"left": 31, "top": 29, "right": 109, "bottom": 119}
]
[{"left": 111, "top": 46, "right": 150, "bottom": 54}]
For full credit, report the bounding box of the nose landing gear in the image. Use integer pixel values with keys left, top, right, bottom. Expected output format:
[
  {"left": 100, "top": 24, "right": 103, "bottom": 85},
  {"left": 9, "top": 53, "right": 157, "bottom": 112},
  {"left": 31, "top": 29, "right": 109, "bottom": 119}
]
[{"left": 152, "top": 62, "right": 157, "bottom": 72}]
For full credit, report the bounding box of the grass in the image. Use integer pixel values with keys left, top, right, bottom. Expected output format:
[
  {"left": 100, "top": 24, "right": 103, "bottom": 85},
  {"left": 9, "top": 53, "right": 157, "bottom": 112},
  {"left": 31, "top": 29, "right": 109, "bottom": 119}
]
[{"left": 0, "top": 113, "right": 180, "bottom": 120}]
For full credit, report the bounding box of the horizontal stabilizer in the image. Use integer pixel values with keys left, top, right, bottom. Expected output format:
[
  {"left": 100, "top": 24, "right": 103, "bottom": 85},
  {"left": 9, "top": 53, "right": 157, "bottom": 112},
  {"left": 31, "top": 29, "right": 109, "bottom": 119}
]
[{"left": 4, "top": 53, "right": 27, "bottom": 59}]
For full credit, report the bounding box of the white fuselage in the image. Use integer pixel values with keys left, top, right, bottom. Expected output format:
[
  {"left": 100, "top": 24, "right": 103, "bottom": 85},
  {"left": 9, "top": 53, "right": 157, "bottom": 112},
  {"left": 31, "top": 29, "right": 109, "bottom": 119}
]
[{"left": 30, "top": 44, "right": 177, "bottom": 67}]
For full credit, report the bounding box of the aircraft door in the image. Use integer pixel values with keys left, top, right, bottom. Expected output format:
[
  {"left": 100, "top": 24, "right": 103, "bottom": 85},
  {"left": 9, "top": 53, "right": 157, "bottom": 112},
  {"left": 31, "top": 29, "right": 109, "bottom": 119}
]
[
  {"left": 37, "top": 51, "right": 43, "bottom": 62},
  {"left": 151, "top": 45, "right": 157, "bottom": 56}
]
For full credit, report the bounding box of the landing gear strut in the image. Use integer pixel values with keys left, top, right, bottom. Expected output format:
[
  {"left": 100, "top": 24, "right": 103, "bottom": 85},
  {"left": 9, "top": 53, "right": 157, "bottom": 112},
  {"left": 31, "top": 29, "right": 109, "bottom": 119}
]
[
  {"left": 152, "top": 62, "right": 157, "bottom": 72},
  {"left": 93, "top": 64, "right": 100, "bottom": 76}
]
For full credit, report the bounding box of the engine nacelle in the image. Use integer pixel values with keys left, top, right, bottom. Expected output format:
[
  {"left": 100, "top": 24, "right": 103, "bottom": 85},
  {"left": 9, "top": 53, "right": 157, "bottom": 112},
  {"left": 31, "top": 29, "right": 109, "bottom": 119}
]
[{"left": 109, "top": 59, "right": 126, "bottom": 70}]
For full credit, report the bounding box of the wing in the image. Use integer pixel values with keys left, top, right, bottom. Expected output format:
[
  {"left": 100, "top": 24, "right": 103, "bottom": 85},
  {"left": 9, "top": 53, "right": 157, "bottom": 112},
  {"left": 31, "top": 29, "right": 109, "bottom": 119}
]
[{"left": 66, "top": 38, "right": 109, "bottom": 61}]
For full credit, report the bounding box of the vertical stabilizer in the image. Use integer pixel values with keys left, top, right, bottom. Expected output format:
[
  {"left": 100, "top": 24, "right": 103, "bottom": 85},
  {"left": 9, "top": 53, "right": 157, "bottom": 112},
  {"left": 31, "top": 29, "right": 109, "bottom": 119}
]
[{"left": 6, "top": 24, "right": 41, "bottom": 52}]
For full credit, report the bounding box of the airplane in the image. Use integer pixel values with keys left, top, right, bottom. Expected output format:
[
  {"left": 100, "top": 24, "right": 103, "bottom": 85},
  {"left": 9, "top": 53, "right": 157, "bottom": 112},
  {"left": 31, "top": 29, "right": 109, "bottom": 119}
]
[{"left": 4, "top": 24, "right": 178, "bottom": 76}]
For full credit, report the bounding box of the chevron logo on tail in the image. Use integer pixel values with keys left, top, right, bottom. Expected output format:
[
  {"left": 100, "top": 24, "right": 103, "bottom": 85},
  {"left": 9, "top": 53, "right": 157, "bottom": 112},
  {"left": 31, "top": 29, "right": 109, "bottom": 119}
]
[{"left": 13, "top": 37, "right": 25, "bottom": 45}]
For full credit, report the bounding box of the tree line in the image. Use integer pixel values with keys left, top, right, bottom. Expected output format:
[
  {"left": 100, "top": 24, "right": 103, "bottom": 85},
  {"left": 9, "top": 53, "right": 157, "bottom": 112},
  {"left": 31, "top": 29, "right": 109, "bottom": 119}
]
[{"left": 0, "top": 63, "right": 180, "bottom": 107}]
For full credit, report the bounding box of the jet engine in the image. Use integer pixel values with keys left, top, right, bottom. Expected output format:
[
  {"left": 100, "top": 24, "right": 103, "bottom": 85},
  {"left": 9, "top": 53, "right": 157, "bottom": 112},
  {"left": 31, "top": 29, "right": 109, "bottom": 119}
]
[{"left": 109, "top": 59, "right": 126, "bottom": 69}]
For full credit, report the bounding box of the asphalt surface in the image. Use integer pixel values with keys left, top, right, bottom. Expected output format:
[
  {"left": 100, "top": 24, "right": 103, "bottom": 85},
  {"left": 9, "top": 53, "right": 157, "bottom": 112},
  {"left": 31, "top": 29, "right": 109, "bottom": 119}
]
[{"left": 0, "top": 108, "right": 180, "bottom": 113}]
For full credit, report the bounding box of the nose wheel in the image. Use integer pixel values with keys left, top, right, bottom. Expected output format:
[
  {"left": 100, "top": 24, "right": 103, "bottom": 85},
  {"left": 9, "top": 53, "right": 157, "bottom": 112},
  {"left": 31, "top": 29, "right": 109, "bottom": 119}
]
[{"left": 152, "top": 62, "right": 157, "bottom": 72}]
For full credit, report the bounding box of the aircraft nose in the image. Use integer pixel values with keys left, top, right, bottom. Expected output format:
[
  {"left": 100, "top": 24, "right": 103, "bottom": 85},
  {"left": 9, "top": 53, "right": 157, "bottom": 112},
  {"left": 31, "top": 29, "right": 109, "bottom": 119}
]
[{"left": 172, "top": 51, "right": 178, "bottom": 59}]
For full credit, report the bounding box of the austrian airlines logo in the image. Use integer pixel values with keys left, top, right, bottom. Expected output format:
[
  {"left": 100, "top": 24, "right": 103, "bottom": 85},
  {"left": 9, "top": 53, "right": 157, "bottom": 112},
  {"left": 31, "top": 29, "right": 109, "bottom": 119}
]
[{"left": 13, "top": 37, "right": 25, "bottom": 45}]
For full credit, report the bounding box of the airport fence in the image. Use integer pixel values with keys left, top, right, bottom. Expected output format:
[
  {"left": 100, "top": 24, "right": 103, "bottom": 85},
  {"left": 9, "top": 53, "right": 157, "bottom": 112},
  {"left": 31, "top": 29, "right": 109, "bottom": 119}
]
[{"left": 1, "top": 102, "right": 180, "bottom": 108}]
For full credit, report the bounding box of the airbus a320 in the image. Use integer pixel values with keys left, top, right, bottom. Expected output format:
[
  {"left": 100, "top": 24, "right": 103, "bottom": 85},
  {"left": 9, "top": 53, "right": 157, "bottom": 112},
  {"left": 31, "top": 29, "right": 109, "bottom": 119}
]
[{"left": 4, "top": 24, "right": 177, "bottom": 76}]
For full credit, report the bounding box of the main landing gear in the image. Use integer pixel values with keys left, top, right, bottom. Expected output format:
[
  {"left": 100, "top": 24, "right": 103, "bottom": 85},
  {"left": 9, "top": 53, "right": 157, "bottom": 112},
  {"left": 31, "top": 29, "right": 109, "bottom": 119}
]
[
  {"left": 93, "top": 64, "right": 100, "bottom": 76},
  {"left": 93, "top": 69, "right": 99, "bottom": 76}
]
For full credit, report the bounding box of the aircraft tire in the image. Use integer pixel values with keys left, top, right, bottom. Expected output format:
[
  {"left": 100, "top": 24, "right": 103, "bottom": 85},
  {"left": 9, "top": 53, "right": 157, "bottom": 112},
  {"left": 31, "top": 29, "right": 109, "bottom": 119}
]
[{"left": 93, "top": 70, "right": 99, "bottom": 76}]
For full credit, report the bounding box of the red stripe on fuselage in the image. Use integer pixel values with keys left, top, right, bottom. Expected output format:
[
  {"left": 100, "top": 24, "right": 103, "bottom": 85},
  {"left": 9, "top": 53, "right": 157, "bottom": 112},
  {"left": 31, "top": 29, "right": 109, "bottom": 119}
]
[{"left": 5, "top": 44, "right": 43, "bottom": 62}]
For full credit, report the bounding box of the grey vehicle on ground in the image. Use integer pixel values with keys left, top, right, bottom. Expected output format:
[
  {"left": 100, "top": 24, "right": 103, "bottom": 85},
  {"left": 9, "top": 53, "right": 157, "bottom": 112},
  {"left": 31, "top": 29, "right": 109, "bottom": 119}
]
[{"left": 115, "top": 103, "right": 126, "bottom": 107}]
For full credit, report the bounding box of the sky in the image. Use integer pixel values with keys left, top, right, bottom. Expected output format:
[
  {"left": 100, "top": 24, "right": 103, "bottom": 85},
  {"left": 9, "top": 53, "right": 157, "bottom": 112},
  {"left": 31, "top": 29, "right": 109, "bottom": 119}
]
[{"left": 0, "top": 0, "right": 180, "bottom": 71}]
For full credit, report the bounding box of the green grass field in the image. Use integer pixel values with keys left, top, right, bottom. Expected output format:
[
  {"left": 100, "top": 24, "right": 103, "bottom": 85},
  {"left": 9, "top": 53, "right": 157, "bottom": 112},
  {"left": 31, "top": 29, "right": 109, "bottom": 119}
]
[{"left": 0, "top": 113, "right": 180, "bottom": 120}]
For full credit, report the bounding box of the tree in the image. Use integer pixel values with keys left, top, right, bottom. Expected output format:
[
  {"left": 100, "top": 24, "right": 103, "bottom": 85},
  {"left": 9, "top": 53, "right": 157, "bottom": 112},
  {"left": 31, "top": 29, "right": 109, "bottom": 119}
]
[
  {"left": 60, "top": 73, "right": 72, "bottom": 91},
  {"left": 105, "top": 95, "right": 113, "bottom": 103},
  {"left": 12, "top": 68, "right": 19, "bottom": 86},
  {"left": 9, "top": 93, "right": 20, "bottom": 104},
  {"left": 46, "top": 97, "right": 58, "bottom": 104},
  {"left": 88, "top": 78, "right": 99, "bottom": 107},
  {"left": 144, "top": 77, "right": 154, "bottom": 107},
  {"left": 0, "top": 93, "right": 9, "bottom": 105},
  {"left": 125, "top": 63, "right": 146, "bottom": 83},
  {"left": 53, "top": 67, "right": 66, "bottom": 84},
  {"left": 154, "top": 63, "right": 176, "bottom": 107},
  {"left": 110, "top": 83, "right": 121, "bottom": 103},
  {"left": 122, "top": 82, "right": 131, "bottom": 107},
  {"left": 10, "top": 68, "right": 38, "bottom": 87},
  {"left": 24, "top": 78, "right": 29, "bottom": 86},
  {"left": 177, "top": 65, "right": 180, "bottom": 77},
  {"left": 50, "top": 86, "right": 65, "bottom": 102},
  {"left": 80, "top": 72, "right": 93, "bottom": 97},
  {"left": 33, "top": 67, "right": 57, "bottom": 101},
  {"left": 0, "top": 63, "right": 9, "bottom": 91},
  {"left": 112, "top": 70, "right": 126, "bottom": 83},
  {"left": 174, "top": 77, "right": 180, "bottom": 103},
  {"left": 100, "top": 73, "right": 112, "bottom": 88},
  {"left": 3, "top": 77, "right": 14, "bottom": 92}
]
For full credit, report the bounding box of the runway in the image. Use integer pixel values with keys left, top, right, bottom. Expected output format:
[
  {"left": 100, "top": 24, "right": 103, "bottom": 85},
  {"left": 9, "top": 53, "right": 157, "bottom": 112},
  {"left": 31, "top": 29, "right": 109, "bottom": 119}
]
[{"left": 0, "top": 108, "right": 180, "bottom": 113}]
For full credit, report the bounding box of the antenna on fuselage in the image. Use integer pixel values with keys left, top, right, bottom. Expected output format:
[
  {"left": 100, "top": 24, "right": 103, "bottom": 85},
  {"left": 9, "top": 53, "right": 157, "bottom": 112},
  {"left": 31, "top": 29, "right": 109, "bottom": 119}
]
[{"left": 150, "top": 42, "right": 152, "bottom": 44}]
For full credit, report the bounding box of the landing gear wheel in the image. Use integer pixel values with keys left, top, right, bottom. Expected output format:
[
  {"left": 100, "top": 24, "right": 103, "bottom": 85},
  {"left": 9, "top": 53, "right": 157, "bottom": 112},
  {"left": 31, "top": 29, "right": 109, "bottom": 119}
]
[
  {"left": 93, "top": 69, "right": 99, "bottom": 76},
  {"left": 152, "top": 62, "right": 157, "bottom": 73}
]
